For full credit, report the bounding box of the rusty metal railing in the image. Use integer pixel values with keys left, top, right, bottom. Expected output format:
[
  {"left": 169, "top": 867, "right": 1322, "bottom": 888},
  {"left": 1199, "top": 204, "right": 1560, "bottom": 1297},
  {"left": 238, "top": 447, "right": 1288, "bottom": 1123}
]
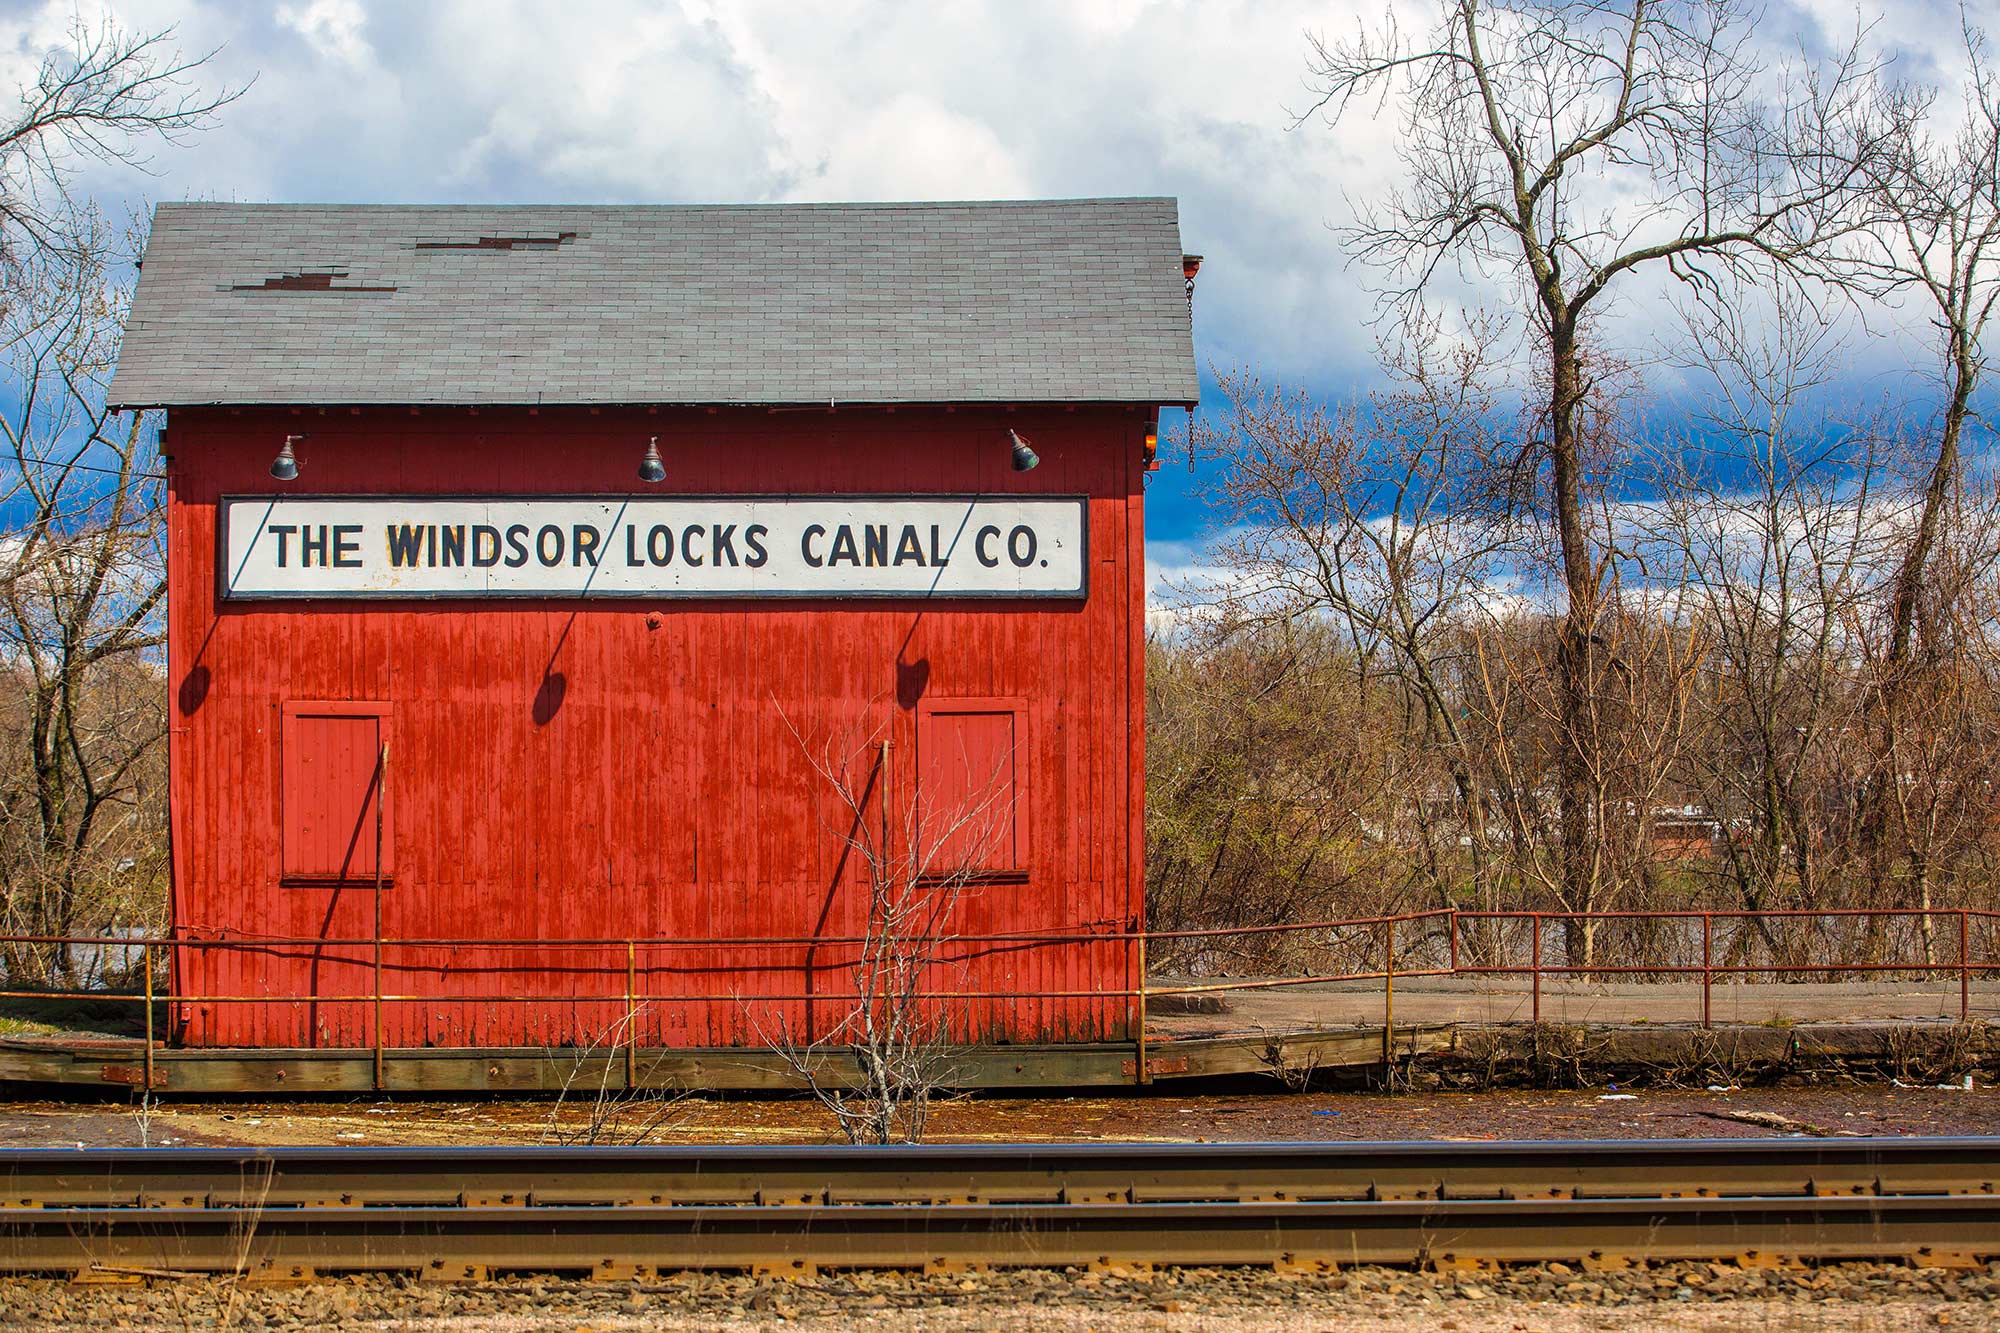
[
  {"left": 1451, "top": 908, "right": 1995, "bottom": 1028},
  {"left": 0, "top": 906, "right": 1992, "bottom": 1089}
]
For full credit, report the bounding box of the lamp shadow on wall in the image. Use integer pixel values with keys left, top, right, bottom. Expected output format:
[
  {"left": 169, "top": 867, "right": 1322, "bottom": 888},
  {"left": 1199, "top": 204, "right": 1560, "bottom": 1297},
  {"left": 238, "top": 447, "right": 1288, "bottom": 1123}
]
[
  {"left": 894, "top": 607, "right": 931, "bottom": 710},
  {"left": 175, "top": 611, "right": 236, "bottom": 717},
  {"left": 178, "top": 664, "right": 211, "bottom": 714},
  {"left": 895, "top": 656, "right": 930, "bottom": 710},
  {"left": 532, "top": 610, "right": 578, "bottom": 726},
  {"left": 532, "top": 671, "right": 567, "bottom": 725}
]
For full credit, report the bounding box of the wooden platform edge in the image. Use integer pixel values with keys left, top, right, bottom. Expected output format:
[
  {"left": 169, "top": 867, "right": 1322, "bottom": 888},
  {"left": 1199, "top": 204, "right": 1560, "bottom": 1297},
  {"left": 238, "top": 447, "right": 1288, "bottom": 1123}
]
[{"left": 0, "top": 1026, "right": 1458, "bottom": 1095}]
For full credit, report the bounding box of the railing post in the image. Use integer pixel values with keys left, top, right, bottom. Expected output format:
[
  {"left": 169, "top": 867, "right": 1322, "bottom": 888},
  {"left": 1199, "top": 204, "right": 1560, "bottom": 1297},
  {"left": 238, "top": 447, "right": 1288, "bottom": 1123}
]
[
  {"left": 1135, "top": 932, "right": 1150, "bottom": 1086},
  {"left": 1382, "top": 922, "right": 1395, "bottom": 1069},
  {"left": 625, "top": 940, "right": 638, "bottom": 1089},
  {"left": 371, "top": 948, "right": 384, "bottom": 1094},
  {"left": 142, "top": 939, "right": 155, "bottom": 1095},
  {"left": 1962, "top": 910, "right": 1972, "bottom": 1026},
  {"left": 1531, "top": 914, "right": 1541, "bottom": 1026},
  {"left": 1702, "top": 913, "right": 1713, "bottom": 1031},
  {"left": 1448, "top": 911, "right": 1459, "bottom": 974},
  {"left": 372, "top": 740, "right": 388, "bottom": 1094}
]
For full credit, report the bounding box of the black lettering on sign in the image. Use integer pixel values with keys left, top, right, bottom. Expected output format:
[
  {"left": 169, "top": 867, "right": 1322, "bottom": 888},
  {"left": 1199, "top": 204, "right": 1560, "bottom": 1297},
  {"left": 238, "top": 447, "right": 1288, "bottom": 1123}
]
[
  {"left": 928, "top": 524, "right": 949, "bottom": 566},
  {"left": 333, "top": 525, "right": 363, "bottom": 569},
  {"left": 440, "top": 525, "right": 466, "bottom": 566},
  {"left": 536, "top": 524, "right": 564, "bottom": 567},
  {"left": 301, "top": 526, "right": 330, "bottom": 567},
  {"left": 975, "top": 525, "right": 1001, "bottom": 567},
  {"left": 472, "top": 525, "right": 501, "bottom": 567},
  {"left": 893, "top": 525, "right": 926, "bottom": 566},
  {"left": 863, "top": 524, "right": 888, "bottom": 567},
  {"left": 829, "top": 525, "right": 859, "bottom": 566},
  {"left": 681, "top": 524, "right": 705, "bottom": 567},
  {"left": 504, "top": 524, "right": 530, "bottom": 568},
  {"left": 801, "top": 524, "right": 825, "bottom": 567},
  {"left": 572, "top": 524, "right": 601, "bottom": 567},
  {"left": 744, "top": 524, "right": 769, "bottom": 567},
  {"left": 711, "top": 523, "right": 738, "bottom": 566},
  {"left": 267, "top": 524, "right": 297, "bottom": 567},
  {"left": 1008, "top": 525, "right": 1037, "bottom": 568},
  {"left": 386, "top": 524, "right": 425, "bottom": 568},
  {"left": 647, "top": 524, "right": 673, "bottom": 566}
]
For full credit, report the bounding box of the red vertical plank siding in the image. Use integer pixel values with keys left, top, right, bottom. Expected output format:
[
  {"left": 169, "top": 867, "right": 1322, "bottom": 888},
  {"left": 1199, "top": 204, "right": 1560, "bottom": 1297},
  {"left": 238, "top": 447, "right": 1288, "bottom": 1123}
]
[{"left": 165, "top": 405, "right": 1149, "bottom": 1048}]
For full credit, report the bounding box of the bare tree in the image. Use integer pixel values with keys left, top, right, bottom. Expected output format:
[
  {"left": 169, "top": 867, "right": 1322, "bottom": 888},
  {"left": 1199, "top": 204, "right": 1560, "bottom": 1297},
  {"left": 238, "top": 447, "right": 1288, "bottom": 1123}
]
[
  {"left": 1298, "top": 0, "right": 1881, "bottom": 938},
  {"left": 1642, "top": 279, "right": 1888, "bottom": 932},
  {"left": 758, "top": 705, "right": 1011, "bottom": 1145},
  {"left": 0, "top": 16, "right": 234, "bottom": 982},
  {"left": 1187, "top": 316, "right": 1516, "bottom": 920},
  {"left": 1145, "top": 616, "right": 1416, "bottom": 972},
  {"left": 1832, "top": 11, "right": 2000, "bottom": 911},
  {"left": 0, "top": 15, "right": 240, "bottom": 268},
  {"left": 1851, "top": 11, "right": 2000, "bottom": 677},
  {"left": 0, "top": 211, "right": 165, "bottom": 983}
]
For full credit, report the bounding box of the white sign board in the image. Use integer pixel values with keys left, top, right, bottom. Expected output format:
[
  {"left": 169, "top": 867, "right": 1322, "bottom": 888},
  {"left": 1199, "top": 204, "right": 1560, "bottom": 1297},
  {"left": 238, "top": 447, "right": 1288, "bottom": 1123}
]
[{"left": 218, "top": 496, "right": 1088, "bottom": 600}]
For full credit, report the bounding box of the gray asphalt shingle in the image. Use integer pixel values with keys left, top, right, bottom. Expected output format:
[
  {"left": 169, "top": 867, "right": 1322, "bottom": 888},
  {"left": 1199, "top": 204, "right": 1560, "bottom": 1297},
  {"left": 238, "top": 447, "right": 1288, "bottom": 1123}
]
[{"left": 109, "top": 199, "right": 1198, "bottom": 408}]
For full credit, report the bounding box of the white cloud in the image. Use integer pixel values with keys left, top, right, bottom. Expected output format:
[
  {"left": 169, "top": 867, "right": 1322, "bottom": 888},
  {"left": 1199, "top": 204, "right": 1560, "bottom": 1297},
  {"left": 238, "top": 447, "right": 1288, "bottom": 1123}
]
[
  {"left": 1, "top": 0, "right": 1984, "bottom": 560},
  {"left": 792, "top": 93, "right": 1033, "bottom": 201},
  {"left": 15, "top": 0, "right": 1976, "bottom": 393},
  {"left": 19, "top": 0, "right": 1399, "bottom": 388},
  {"left": 275, "top": 0, "right": 370, "bottom": 69}
]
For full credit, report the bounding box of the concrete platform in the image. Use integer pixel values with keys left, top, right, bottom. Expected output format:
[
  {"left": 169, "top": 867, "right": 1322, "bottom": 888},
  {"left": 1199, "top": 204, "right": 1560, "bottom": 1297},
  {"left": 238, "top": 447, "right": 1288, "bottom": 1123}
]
[{"left": 1146, "top": 978, "right": 1998, "bottom": 1037}]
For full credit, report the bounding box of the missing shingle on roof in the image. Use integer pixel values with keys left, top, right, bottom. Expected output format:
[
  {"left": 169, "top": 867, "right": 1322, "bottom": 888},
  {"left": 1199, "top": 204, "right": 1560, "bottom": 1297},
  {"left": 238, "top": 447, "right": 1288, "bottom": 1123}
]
[
  {"left": 414, "top": 231, "right": 583, "bottom": 251},
  {"left": 227, "top": 271, "right": 396, "bottom": 293}
]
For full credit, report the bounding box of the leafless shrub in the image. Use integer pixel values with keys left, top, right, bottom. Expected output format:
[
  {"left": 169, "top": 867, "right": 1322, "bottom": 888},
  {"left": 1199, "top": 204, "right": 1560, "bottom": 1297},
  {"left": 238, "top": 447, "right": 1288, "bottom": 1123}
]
[
  {"left": 540, "top": 1007, "right": 687, "bottom": 1147},
  {"left": 1258, "top": 1032, "right": 1325, "bottom": 1092},
  {"left": 755, "top": 703, "right": 1009, "bottom": 1144},
  {"left": 216, "top": 1158, "right": 273, "bottom": 1330}
]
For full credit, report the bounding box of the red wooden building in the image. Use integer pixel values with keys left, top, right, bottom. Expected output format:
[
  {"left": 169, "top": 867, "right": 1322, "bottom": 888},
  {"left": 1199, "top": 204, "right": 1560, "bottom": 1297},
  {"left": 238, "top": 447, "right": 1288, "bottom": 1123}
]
[{"left": 109, "top": 200, "right": 1199, "bottom": 1050}]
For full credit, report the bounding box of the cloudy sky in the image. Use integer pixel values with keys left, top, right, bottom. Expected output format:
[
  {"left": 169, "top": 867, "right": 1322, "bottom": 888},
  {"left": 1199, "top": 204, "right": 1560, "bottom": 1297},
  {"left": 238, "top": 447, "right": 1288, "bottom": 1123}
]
[{"left": 1, "top": 0, "right": 1978, "bottom": 558}]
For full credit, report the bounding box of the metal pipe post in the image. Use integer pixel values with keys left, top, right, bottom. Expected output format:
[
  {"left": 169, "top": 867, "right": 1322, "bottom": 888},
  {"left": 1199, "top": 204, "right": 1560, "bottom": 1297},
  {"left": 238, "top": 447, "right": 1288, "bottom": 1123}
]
[
  {"left": 372, "top": 741, "right": 388, "bottom": 1094},
  {"left": 626, "top": 940, "right": 638, "bottom": 1088},
  {"left": 1963, "top": 910, "right": 1972, "bottom": 1025},
  {"left": 1382, "top": 924, "right": 1395, "bottom": 1068},
  {"left": 1702, "top": 913, "right": 1712, "bottom": 1031},
  {"left": 142, "top": 940, "right": 155, "bottom": 1094},
  {"left": 1135, "top": 933, "right": 1150, "bottom": 1086},
  {"left": 1531, "top": 914, "right": 1541, "bottom": 1026}
]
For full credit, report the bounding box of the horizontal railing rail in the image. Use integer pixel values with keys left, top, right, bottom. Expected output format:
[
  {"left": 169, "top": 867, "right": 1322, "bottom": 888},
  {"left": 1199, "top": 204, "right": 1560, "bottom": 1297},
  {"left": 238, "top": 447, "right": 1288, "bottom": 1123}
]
[{"left": 0, "top": 906, "right": 1992, "bottom": 1089}]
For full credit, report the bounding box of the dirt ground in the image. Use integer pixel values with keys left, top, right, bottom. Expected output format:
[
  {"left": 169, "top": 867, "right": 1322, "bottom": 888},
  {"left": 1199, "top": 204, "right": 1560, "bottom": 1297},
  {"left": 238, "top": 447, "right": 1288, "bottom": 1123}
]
[{"left": 0, "top": 1083, "right": 1993, "bottom": 1149}]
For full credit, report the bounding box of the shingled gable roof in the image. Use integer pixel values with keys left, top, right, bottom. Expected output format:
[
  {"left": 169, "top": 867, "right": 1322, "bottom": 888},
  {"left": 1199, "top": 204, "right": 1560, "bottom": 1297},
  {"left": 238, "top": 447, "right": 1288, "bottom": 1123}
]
[{"left": 107, "top": 198, "right": 1199, "bottom": 410}]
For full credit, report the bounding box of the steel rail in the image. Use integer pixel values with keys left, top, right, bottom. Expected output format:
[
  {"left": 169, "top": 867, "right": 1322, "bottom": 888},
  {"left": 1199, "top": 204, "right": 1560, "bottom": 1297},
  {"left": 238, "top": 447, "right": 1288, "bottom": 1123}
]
[
  {"left": 0, "top": 1139, "right": 1996, "bottom": 1275},
  {"left": 3, "top": 1139, "right": 1996, "bottom": 1210},
  {"left": 1, "top": 1196, "right": 1992, "bottom": 1276}
]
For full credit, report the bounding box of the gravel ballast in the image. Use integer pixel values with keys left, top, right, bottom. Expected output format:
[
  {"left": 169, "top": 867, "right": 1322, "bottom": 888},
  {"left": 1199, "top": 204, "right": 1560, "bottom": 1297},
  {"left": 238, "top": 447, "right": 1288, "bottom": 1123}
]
[{"left": 0, "top": 1261, "right": 1990, "bottom": 1331}]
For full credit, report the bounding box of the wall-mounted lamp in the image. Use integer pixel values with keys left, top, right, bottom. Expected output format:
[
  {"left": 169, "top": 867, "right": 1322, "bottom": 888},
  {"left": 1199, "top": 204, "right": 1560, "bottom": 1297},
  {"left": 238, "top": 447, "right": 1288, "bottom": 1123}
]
[
  {"left": 1007, "top": 428, "right": 1040, "bottom": 472},
  {"left": 270, "top": 434, "right": 303, "bottom": 481},
  {"left": 638, "top": 435, "right": 666, "bottom": 483}
]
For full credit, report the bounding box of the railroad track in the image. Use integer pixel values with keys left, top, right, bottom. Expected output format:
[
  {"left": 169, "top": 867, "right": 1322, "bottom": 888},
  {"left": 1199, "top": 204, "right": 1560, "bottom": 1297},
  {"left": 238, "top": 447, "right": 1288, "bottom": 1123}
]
[{"left": 0, "top": 1139, "right": 1995, "bottom": 1279}]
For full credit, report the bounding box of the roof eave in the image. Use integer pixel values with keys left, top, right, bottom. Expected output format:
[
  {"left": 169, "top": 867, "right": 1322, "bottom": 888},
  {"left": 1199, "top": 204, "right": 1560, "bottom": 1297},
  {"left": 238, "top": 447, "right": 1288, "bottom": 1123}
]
[{"left": 114, "top": 395, "right": 1202, "bottom": 412}]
